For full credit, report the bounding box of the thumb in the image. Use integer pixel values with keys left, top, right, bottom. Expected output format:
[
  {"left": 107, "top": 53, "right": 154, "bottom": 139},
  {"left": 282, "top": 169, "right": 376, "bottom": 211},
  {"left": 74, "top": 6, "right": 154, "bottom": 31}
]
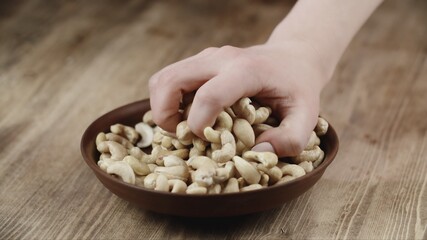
[{"left": 252, "top": 107, "right": 318, "bottom": 157}]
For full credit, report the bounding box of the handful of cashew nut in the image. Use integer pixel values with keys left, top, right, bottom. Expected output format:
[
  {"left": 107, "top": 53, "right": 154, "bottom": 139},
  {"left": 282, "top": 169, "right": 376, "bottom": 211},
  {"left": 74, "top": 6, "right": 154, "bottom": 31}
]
[{"left": 95, "top": 97, "right": 329, "bottom": 194}]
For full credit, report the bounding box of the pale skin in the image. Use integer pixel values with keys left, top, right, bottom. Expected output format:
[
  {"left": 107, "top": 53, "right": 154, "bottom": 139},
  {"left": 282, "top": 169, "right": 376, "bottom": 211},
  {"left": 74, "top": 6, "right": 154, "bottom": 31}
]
[{"left": 149, "top": 0, "right": 384, "bottom": 157}]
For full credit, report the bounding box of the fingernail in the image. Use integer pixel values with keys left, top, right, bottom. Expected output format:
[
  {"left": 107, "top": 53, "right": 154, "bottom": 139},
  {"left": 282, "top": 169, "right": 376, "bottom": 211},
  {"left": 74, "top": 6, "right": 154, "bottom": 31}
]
[{"left": 251, "top": 142, "right": 275, "bottom": 153}]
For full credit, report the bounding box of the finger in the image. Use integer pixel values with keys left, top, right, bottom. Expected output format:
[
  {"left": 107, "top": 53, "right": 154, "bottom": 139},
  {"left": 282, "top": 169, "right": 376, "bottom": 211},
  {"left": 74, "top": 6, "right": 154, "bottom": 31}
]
[
  {"left": 148, "top": 51, "right": 221, "bottom": 132},
  {"left": 187, "top": 70, "right": 263, "bottom": 137},
  {"left": 253, "top": 105, "right": 318, "bottom": 157}
]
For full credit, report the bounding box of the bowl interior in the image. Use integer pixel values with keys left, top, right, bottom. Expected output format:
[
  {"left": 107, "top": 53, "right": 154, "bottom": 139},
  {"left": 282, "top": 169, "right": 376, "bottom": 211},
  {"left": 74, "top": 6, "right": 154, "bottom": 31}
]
[{"left": 81, "top": 99, "right": 339, "bottom": 217}]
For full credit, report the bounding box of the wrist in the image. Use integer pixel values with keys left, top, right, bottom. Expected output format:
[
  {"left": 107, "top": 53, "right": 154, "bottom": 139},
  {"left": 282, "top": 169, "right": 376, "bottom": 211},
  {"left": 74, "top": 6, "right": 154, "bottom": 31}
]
[
  {"left": 264, "top": 38, "right": 335, "bottom": 90},
  {"left": 267, "top": 26, "right": 341, "bottom": 83}
]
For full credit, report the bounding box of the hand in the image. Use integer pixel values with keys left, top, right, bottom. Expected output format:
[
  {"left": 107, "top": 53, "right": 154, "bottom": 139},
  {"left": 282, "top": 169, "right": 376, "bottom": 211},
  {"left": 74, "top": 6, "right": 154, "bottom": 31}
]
[{"left": 149, "top": 42, "right": 329, "bottom": 157}]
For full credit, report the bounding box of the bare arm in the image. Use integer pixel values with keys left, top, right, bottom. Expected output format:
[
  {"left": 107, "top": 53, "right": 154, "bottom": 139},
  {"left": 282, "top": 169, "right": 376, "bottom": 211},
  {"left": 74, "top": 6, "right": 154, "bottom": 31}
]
[{"left": 268, "top": 0, "right": 384, "bottom": 80}]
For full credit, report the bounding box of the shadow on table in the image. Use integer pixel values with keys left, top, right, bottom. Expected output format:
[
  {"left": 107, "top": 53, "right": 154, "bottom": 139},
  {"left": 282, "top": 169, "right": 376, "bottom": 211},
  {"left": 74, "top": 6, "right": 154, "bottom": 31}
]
[{"left": 136, "top": 206, "right": 284, "bottom": 237}]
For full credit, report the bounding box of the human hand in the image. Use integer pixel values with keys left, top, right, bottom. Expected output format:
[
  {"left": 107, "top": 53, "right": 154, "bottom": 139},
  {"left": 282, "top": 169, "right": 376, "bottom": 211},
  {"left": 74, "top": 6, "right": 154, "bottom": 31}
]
[{"left": 149, "top": 42, "right": 330, "bottom": 157}]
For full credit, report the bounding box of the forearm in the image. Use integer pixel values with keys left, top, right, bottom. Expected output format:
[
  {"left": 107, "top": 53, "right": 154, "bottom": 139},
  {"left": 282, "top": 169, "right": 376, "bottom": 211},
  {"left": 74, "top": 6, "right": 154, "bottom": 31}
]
[{"left": 267, "top": 0, "right": 384, "bottom": 82}]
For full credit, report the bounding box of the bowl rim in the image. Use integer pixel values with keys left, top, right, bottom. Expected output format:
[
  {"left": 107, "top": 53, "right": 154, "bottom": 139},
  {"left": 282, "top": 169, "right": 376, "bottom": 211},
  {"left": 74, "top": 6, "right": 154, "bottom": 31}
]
[{"left": 81, "top": 99, "right": 339, "bottom": 198}]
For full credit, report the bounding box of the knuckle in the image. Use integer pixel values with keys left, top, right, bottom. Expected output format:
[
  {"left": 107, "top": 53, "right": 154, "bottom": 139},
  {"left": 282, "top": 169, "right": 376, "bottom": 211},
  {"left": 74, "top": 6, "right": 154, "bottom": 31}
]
[
  {"left": 199, "top": 47, "right": 218, "bottom": 56},
  {"left": 233, "top": 55, "right": 258, "bottom": 70},
  {"left": 156, "top": 69, "right": 175, "bottom": 84},
  {"left": 149, "top": 74, "right": 168, "bottom": 92},
  {"left": 218, "top": 45, "right": 241, "bottom": 57},
  {"left": 150, "top": 67, "right": 179, "bottom": 90},
  {"left": 194, "top": 89, "right": 223, "bottom": 108}
]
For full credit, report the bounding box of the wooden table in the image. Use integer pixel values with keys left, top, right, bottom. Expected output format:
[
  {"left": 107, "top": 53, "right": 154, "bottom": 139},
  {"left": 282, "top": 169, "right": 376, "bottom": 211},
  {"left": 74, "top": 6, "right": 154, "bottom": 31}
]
[{"left": 1, "top": 0, "right": 426, "bottom": 239}]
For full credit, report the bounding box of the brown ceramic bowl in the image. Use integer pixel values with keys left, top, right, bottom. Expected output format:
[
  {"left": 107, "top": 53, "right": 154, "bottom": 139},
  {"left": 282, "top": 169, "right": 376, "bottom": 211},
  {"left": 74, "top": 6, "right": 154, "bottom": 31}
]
[{"left": 81, "top": 99, "right": 339, "bottom": 217}]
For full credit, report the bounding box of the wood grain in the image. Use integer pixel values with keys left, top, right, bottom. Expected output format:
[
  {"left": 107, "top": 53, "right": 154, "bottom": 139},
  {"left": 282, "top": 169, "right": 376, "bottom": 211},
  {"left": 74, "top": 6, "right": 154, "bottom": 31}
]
[{"left": 0, "top": 0, "right": 426, "bottom": 239}]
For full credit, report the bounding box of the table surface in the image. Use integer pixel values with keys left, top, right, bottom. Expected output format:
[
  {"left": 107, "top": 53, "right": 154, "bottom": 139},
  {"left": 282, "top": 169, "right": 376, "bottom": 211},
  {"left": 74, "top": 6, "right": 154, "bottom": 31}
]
[{"left": 1, "top": 0, "right": 426, "bottom": 239}]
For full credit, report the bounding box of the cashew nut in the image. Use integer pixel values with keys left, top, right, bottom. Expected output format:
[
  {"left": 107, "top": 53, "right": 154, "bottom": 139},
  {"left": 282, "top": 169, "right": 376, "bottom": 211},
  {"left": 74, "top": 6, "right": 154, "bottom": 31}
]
[
  {"left": 231, "top": 97, "right": 256, "bottom": 124},
  {"left": 241, "top": 184, "right": 263, "bottom": 192},
  {"left": 163, "top": 155, "right": 187, "bottom": 167},
  {"left": 123, "top": 155, "right": 151, "bottom": 176},
  {"left": 237, "top": 177, "right": 246, "bottom": 189},
  {"left": 103, "top": 133, "right": 133, "bottom": 149},
  {"left": 96, "top": 132, "right": 107, "bottom": 146},
  {"left": 292, "top": 146, "right": 324, "bottom": 163},
  {"left": 312, "top": 149, "right": 325, "bottom": 168},
  {"left": 186, "top": 182, "right": 207, "bottom": 194},
  {"left": 281, "top": 164, "right": 306, "bottom": 178},
  {"left": 160, "top": 135, "right": 173, "bottom": 149},
  {"left": 214, "top": 111, "right": 233, "bottom": 131},
  {"left": 144, "top": 173, "right": 159, "bottom": 189},
  {"left": 128, "top": 146, "right": 146, "bottom": 161},
  {"left": 106, "top": 161, "right": 136, "bottom": 184},
  {"left": 315, "top": 117, "right": 329, "bottom": 136},
  {"left": 135, "top": 122, "right": 154, "bottom": 148},
  {"left": 214, "top": 161, "right": 235, "bottom": 183},
  {"left": 276, "top": 164, "right": 306, "bottom": 184},
  {"left": 176, "top": 121, "right": 194, "bottom": 145},
  {"left": 168, "top": 179, "right": 187, "bottom": 193},
  {"left": 97, "top": 141, "right": 127, "bottom": 161},
  {"left": 260, "top": 173, "right": 269, "bottom": 187},
  {"left": 147, "top": 163, "right": 157, "bottom": 172},
  {"left": 142, "top": 110, "right": 156, "bottom": 127},
  {"left": 205, "top": 147, "right": 213, "bottom": 159},
  {"left": 298, "top": 161, "right": 314, "bottom": 173},
  {"left": 135, "top": 176, "right": 146, "bottom": 187},
  {"left": 256, "top": 165, "right": 282, "bottom": 184},
  {"left": 242, "top": 151, "right": 278, "bottom": 168},
  {"left": 110, "top": 124, "right": 139, "bottom": 144},
  {"left": 305, "top": 131, "right": 320, "bottom": 150},
  {"left": 235, "top": 140, "right": 250, "bottom": 156},
  {"left": 193, "top": 137, "right": 208, "bottom": 151},
  {"left": 253, "top": 107, "right": 271, "bottom": 124},
  {"left": 223, "top": 178, "right": 239, "bottom": 193},
  {"left": 188, "top": 156, "right": 217, "bottom": 187},
  {"left": 158, "top": 127, "right": 176, "bottom": 138},
  {"left": 97, "top": 158, "right": 115, "bottom": 171},
  {"left": 224, "top": 106, "right": 237, "bottom": 119},
  {"left": 211, "top": 142, "right": 221, "bottom": 151},
  {"left": 276, "top": 176, "right": 295, "bottom": 184},
  {"left": 189, "top": 146, "right": 205, "bottom": 158},
  {"left": 232, "top": 118, "right": 255, "bottom": 147},
  {"left": 99, "top": 153, "right": 111, "bottom": 161},
  {"left": 212, "top": 130, "right": 236, "bottom": 163},
  {"left": 232, "top": 156, "right": 261, "bottom": 185},
  {"left": 189, "top": 138, "right": 208, "bottom": 157},
  {"left": 154, "top": 165, "right": 189, "bottom": 181},
  {"left": 152, "top": 131, "right": 163, "bottom": 145},
  {"left": 171, "top": 139, "right": 186, "bottom": 149},
  {"left": 150, "top": 145, "right": 189, "bottom": 164},
  {"left": 208, "top": 184, "right": 222, "bottom": 194},
  {"left": 154, "top": 174, "right": 169, "bottom": 192},
  {"left": 203, "top": 127, "right": 221, "bottom": 144}
]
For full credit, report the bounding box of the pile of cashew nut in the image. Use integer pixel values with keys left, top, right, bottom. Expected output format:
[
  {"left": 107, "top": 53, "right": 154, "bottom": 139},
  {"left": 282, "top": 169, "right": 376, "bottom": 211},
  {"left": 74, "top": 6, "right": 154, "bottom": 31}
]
[{"left": 95, "top": 97, "right": 328, "bottom": 194}]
